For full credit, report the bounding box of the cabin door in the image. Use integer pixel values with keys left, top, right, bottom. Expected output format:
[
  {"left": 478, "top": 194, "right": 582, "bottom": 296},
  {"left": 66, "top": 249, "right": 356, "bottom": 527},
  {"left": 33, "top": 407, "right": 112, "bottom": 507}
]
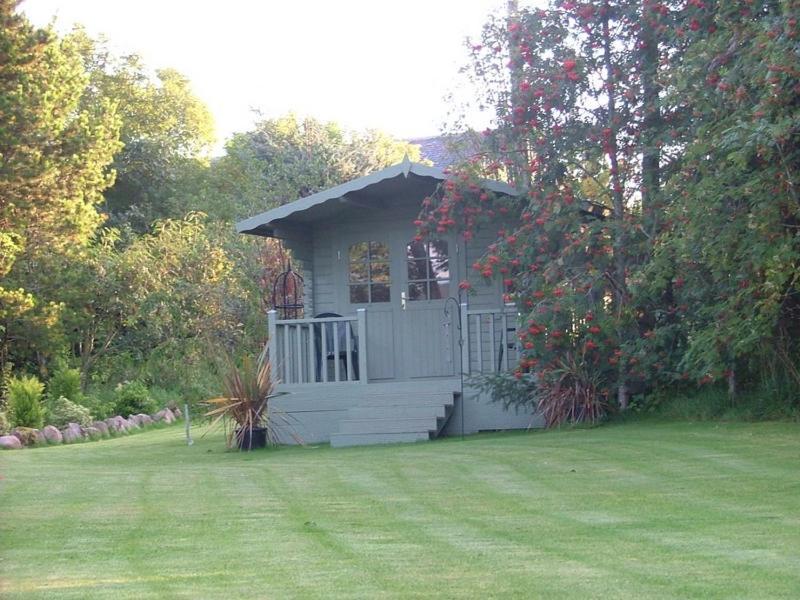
[
  {"left": 394, "top": 229, "right": 459, "bottom": 379},
  {"left": 336, "top": 227, "right": 459, "bottom": 381}
]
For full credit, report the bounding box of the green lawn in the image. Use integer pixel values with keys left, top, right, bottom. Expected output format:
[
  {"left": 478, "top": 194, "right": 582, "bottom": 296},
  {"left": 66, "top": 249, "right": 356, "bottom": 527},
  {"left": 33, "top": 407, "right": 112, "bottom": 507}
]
[{"left": 1, "top": 421, "right": 799, "bottom": 599}]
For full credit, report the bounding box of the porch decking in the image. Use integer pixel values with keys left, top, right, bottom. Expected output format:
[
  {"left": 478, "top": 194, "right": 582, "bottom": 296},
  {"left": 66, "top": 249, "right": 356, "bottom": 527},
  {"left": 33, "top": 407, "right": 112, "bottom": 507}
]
[{"left": 267, "top": 305, "right": 528, "bottom": 447}]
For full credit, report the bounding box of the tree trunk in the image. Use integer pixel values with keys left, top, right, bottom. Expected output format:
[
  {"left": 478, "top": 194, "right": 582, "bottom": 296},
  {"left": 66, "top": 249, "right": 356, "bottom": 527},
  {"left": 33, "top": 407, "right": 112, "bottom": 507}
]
[
  {"left": 640, "top": 5, "right": 662, "bottom": 243},
  {"left": 727, "top": 368, "right": 736, "bottom": 406},
  {"left": 506, "top": 0, "right": 530, "bottom": 191},
  {"left": 601, "top": 2, "right": 630, "bottom": 409}
]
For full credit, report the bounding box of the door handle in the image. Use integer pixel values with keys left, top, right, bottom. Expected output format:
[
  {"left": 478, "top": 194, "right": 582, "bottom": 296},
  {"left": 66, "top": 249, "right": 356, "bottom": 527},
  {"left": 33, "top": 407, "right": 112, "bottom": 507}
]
[{"left": 401, "top": 291, "right": 407, "bottom": 311}]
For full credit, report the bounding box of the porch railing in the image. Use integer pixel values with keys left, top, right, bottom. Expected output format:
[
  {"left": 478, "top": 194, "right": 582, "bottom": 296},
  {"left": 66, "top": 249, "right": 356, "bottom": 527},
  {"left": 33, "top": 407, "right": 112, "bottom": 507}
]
[
  {"left": 267, "top": 309, "right": 367, "bottom": 385},
  {"left": 460, "top": 303, "right": 520, "bottom": 375}
]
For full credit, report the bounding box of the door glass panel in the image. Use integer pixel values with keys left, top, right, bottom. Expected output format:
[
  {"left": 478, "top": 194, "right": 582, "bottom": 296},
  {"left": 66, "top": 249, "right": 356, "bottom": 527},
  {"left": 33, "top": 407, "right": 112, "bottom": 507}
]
[
  {"left": 407, "top": 259, "right": 428, "bottom": 280},
  {"left": 406, "top": 240, "right": 427, "bottom": 260},
  {"left": 429, "top": 239, "right": 448, "bottom": 259},
  {"left": 405, "top": 239, "right": 449, "bottom": 302},
  {"left": 349, "top": 242, "right": 368, "bottom": 263},
  {"left": 350, "top": 284, "right": 369, "bottom": 304},
  {"left": 348, "top": 241, "right": 390, "bottom": 303},
  {"left": 370, "top": 241, "right": 390, "bottom": 261},
  {"left": 408, "top": 282, "right": 427, "bottom": 301},
  {"left": 349, "top": 260, "right": 368, "bottom": 283},
  {"left": 431, "top": 280, "right": 450, "bottom": 300},
  {"left": 371, "top": 261, "right": 390, "bottom": 283},
  {"left": 431, "top": 258, "right": 449, "bottom": 280},
  {"left": 371, "top": 284, "right": 391, "bottom": 302}
]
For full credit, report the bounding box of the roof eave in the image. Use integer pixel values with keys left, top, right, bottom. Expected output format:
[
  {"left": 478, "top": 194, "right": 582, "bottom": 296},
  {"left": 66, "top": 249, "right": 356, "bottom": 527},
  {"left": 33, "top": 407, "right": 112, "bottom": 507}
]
[{"left": 235, "top": 161, "right": 518, "bottom": 237}]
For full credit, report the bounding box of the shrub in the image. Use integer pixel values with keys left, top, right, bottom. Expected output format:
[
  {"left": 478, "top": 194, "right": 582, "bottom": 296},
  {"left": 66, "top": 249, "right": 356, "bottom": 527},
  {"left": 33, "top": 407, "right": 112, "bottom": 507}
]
[
  {"left": 0, "top": 410, "right": 10, "bottom": 435},
  {"left": 114, "top": 381, "right": 157, "bottom": 416},
  {"left": 8, "top": 375, "right": 45, "bottom": 429},
  {"left": 47, "top": 396, "right": 93, "bottom": 428},
  {"left": 80, "top": 393, "right": 116, "bottom": 420},
  {"left": 48, "top": 367, "right": 84, "bottom": 404},
  {"left": 12, "top": 427, "right": 41, "bottom": 446}
]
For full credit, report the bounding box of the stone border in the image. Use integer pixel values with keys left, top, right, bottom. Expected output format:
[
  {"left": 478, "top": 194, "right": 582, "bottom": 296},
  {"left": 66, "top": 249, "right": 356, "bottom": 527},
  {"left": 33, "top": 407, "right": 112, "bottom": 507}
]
[{"left": 0, "top": 406, "right": 182, "bottom": 450}]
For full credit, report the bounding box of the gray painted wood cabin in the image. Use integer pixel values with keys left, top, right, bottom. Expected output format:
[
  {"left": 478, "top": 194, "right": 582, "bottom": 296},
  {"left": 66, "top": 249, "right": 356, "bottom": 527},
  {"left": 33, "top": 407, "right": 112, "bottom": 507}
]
[{"left": 237, "top": 159, "right": 541, "bottom": 447}]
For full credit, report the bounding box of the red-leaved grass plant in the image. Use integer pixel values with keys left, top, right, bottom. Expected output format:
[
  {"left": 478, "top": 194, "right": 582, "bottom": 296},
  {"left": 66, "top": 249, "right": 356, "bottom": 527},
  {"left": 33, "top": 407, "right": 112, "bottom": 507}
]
[{"left": 204, "top": 349, "right": 301, "bottom": 450}]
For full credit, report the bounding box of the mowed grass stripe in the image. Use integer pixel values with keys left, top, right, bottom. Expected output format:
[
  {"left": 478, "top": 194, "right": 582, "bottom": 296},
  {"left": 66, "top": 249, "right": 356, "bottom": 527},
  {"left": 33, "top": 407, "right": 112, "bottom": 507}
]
[{"left": 1, "top": 422, "right": 799, "bottom": 598}]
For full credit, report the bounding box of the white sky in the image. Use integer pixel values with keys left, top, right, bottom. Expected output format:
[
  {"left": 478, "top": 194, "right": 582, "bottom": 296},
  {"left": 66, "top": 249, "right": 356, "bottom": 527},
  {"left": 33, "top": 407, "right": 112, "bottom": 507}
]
[{"left": 21, "top": 0, "right": 508, "bottom": 151}]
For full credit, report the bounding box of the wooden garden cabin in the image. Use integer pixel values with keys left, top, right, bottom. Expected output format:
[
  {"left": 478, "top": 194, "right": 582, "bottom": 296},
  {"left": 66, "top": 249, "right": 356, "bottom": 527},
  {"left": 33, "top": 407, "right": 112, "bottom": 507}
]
[{"left": 237, "top": 157, "right": 541, "bottom": 446}]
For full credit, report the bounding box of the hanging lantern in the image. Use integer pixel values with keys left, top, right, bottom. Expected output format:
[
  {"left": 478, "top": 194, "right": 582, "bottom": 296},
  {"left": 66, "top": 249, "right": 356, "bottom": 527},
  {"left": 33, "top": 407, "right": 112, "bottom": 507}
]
[{"left": 272, "top": 259, "right": 304, "bottom": 320}]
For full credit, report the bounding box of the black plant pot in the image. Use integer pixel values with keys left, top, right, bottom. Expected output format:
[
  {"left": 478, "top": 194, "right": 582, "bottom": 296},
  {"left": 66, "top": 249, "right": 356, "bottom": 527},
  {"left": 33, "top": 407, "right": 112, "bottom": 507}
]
[{"left": 235, "top": 426, "right": 267, "bottom": 451}]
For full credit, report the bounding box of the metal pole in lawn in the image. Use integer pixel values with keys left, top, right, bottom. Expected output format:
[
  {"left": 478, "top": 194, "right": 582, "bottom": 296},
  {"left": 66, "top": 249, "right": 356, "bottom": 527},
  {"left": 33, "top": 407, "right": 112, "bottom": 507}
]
[
  {"left": 444, "top": 295, "right": 465, "bottom": 440},
  {"left": 185, "top": 402, "right": 193, "bottom": 446}
]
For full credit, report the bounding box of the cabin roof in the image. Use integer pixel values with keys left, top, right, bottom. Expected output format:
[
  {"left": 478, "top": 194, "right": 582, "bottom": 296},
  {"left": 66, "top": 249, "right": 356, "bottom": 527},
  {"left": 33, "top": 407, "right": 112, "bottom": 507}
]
[{"left": 236, "top": 158, "right": 518, "bottom": 238}]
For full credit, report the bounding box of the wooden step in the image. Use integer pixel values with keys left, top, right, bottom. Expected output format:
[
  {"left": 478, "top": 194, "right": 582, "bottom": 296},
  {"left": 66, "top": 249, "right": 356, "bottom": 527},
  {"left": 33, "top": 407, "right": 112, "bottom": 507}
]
[
  {"left": 355, "top": 393, "right": 454, "bottom": 407},
  {"left": 330, "top": 431, "right": 430, "bottom": 448},
  {"left": 346, "top": 404, "right": 447, "bottom": 420},
  {"left": 338, "top": 417, "right": 439, "bottom": 435},
  {"left": 329, "top": 387, "right": 456, "bottom": 448}
]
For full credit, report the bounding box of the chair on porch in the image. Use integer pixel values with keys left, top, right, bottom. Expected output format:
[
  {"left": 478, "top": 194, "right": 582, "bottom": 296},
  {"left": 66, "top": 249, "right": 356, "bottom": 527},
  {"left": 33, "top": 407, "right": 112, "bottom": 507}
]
[
  {"left": 313, "top": 313, "right": 359, "bottom": 381},
  {"left": 497, "top": 323, "right": 518, "bottom": 372}
]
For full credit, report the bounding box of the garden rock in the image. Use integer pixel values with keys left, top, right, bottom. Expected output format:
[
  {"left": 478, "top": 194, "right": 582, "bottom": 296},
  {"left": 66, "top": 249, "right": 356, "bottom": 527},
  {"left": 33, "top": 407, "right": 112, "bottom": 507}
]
[
  {"left": 0, "top": 435, "right": 22, "bottom": 449},
  {"left": 126, "top": 417, "right": 140, "bottom": 429},
  {"left": 105, "top": 416, "right": 129, "bottom": 433},
  {"left": 154, "top": 408, "right": 175, "bottom": 424},
  {"left": 42, "top": 425, "right": 63, "bottom": 444},
  {"left": 35, "top": 429, "right": 47, "bottom": 445},
  {"left": 61, "top": 422, "right": 84, "bottom": 443},
  {"left": 172, "top": 406, "right": 182, "bottom": 419},
  {"left": 11, "top": 427, "right": 40, "bottom": 447},
  {"left": 92, "top": 421, "right": 110, "bottom": 437},
  {"left": 84, "top": 426, "right": 102, "bottom": 440},
  {"left": 135, "top": 413, "right": 154, "bottom": 426}
]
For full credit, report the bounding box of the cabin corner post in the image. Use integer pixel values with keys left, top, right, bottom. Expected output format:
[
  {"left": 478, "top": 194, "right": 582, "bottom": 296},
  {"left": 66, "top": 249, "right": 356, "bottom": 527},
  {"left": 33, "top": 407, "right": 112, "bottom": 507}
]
[
  {"left": 460, "top": 302, "right": 470, "bottom": 376},
  {"left": 357, "top": 308, "right": 368, "bottom": 384},
  {"left": 267, "top": 309, "right": 278, "bottom": 386}
]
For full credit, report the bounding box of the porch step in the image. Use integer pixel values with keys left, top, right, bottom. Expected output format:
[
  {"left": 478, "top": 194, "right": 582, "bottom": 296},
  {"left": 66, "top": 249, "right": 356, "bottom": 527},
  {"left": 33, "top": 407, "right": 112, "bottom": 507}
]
[
  {"left": 338, "top": 417, "right": 439, "bottom": 435},
  {"left": 346, "top": 405, "right": 447, "bottom": 420},
  {"left": 329, "top": 432, "right": 430, "bottom": 447},
  {"left": 354, "top": 392, "right": 454, "bottom": 407},
  {"left": 330, "top": 390, "right": 455, "bottom": 448}
]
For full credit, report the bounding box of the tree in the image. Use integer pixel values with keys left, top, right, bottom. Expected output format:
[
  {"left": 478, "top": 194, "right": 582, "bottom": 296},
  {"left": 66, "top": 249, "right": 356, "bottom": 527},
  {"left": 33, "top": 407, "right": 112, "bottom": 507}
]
[
  {"left": 641, "top": 0, "right": 800, "bottom": 396},
  {"left": 72, "top": 29, "right": 215, "bottom": 230},
  {"left": 0, "top": 2, "right": 120, "bottom": 374},
  {"left": 200, "top": 114, "right": 424, "bottom": 221},
  {"left": 420, "top": 0, "right": 686, "bottom": 421},
  {"left": 422, "top": 0, "right": 800, "bottom": 422}
]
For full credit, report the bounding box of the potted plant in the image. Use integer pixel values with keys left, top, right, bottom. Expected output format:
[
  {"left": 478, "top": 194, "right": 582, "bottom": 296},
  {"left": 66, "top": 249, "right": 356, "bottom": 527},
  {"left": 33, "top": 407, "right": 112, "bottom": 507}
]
[{"left": 204, "top": 350, "right": 296, "bottom": 450}]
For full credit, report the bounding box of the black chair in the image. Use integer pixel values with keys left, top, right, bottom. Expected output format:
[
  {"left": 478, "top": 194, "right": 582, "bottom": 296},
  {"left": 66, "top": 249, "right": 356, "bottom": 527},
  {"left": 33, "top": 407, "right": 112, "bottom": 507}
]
[
  {"left": 313, "top": 313, "right": 359, "bottom": 381},
  {"left": 497, "top": 325, "right": 517, "bottom": 372}
]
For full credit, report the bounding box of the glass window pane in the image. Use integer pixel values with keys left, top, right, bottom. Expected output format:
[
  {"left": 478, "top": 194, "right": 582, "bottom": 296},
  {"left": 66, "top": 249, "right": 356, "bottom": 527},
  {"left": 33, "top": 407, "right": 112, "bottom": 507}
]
[
  {"left": 406, "top": 240, "right": 427, "bottom": 260},
  {"left": 407, "top": 259, "right": 428, "bottom": 281},
  {"left": 348, "top": 240, "right": 392, "bottom": 304},
  {"left": 371, "top": 261, "right": 390, "bottom": 283},
  {"left": 349, "top": 242, "right": 368, "bottom": 263},
  {"left": 408, "top": 282, "right": 427, "bottom": 301},
  {"left": 431, "top": 258, "right": 449, "bottom": 280},
  {"left": 350, "top": 284, "right": 369, "bottom": 304},
  {"left": 349, "top": 260, "right": 368, "bottom": 283},
  {"left": 371, "top": 284, "right": 390, "bottom": 302},
  {"left": 370, "top": 241, "right": 390, "bottom": 261},
  {"left": 431, "top": 280, "right": 449, "bottom": 300},
  {"left": 429, "top": 239, "right": 448, "bottom": 259}
]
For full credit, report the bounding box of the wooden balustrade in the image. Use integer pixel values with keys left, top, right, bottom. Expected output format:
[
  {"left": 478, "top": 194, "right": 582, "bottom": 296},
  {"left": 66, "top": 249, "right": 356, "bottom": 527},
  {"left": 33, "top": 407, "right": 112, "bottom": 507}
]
[
  {"left": 463, "top": 304, "right": 520, "bottom": 374},
  {"left": 267, "top": 309, "right": 367, "bottom": 385}
]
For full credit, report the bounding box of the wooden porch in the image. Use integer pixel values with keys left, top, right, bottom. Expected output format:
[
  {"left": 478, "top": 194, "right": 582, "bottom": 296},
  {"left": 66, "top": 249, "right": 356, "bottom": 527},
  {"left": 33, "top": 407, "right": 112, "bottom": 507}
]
[
  {"left": 267, "top": 304, "right": 519, "bottom": 386},
  {"left": 267, "top": 305, "right": 521, "bottom": 447}
]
